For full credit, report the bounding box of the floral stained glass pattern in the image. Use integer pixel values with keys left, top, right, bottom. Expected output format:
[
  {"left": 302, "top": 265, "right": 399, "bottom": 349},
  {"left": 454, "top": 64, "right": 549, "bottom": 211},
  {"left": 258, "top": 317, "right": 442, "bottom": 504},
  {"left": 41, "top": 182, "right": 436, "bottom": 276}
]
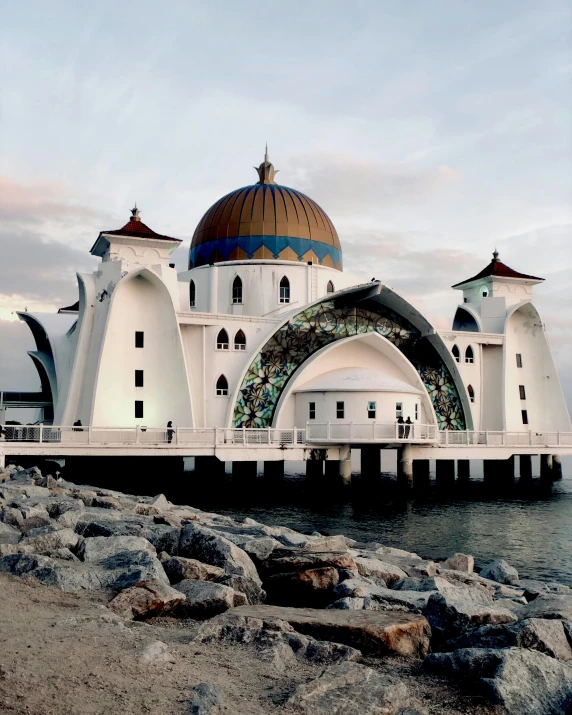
[{"left": 233, "top": 300, "right": 466, "bottom": 430}]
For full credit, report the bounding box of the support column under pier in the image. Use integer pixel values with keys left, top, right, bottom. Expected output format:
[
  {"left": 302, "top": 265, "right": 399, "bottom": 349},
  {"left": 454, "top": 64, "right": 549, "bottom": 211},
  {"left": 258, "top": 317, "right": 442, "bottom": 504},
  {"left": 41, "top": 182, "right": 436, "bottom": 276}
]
[
  {"left": 361, "top": 446, "right": 381, "bottom": 480},
  {"left": 412, "top": 459, "right": 430, "bottom": 489},
  {"left": 306, "top": 459, "right": 324, "bottom": 480},
  {"left": 484, "top": 458, "right": 515, "bottom": 487},
  {"left": 552, "top": 455, "right": 563, "bottom": 480},
  {"left": 195, "top": 455, "right": 226, "bottom": 479},
  {"left": 232, "top": 460, "right": 258, "bottom": 481},
  {"left": 540, "top": 454, "right": 553, "bottom": 482},
  {"left": 519, "top": 454, "right": 533, "bottom": 482},
  {"left": 435, "top": 459, "right": 455, "bottom": 488},
  {"left": 457, "top": 460, "right": 471, "bottom": 484},
  {"left": 397, "top": 445, "right": 413, "bottom": 489},
  {"left": 263, "top": 461, "right": 284, "bottom": 480}
]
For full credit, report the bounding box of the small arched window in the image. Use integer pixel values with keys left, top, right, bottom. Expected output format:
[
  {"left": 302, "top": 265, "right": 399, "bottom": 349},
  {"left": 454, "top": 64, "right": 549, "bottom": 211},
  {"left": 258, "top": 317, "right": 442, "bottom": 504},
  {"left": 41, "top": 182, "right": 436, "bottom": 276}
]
[
  {"left": 465, "top": 345, "right": 474, "bottom": 364},
  {"left": 216, "top": 329, "right": 229, "bottom": 350},
  {"left": 216, "top": 375, "right": 228, "bottom": 396},
  {"left": 279, "top": 276, "right": 290, "bottom": 304},
  {"left": 234, "top": 330, "right": 246, "bottom": 351},
  {"left": 452, "top": 345, "right": 460, "bottom": 363},
  {"left": 326, "top": 280, "right": 335, "bottom": 294},
  {"left": 232, "top": 276, "right": 243, "bottom": 304},
  {"left": 189, "top": 280, "right": 196, "bottom": 308},
  {"left": 467, "top": 384, "right": 475, "bottom": 403}
]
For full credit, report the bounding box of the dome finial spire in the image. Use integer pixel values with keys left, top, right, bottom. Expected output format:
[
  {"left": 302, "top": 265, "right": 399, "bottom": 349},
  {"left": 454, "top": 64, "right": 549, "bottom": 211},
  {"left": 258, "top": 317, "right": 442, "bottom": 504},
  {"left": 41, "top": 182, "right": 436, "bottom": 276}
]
[
  {"left": 255, "top": 146, "right": 278, "bottom": 185},
  {"left": 492, "top": 248, "right": 499, "bottom": 262},
  {"left": 131, "top": 204, "right": 141, "bottom": 222}
]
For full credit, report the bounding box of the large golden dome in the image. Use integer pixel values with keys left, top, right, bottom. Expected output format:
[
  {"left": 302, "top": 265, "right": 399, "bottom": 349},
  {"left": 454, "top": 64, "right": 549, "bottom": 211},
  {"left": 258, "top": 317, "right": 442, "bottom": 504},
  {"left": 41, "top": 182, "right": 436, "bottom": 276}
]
[{"left": 189, "top": 151, "right": 342, "bottom": 270}]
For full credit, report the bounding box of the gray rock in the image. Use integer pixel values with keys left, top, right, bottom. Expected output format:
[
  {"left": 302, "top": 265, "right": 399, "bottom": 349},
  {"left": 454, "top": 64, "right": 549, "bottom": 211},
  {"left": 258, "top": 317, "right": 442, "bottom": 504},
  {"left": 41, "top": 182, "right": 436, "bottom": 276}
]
[
  {"left": 78, "top": 535, "right": 156, "bottom": 562},
  {"left": 218, "top": 574, "right": 266, "bottom": 605},
  {"left": 286, "top": 662, "right": 427, "bottom": 715},
  {"left": 423, "top": 587, "right": 517, "bottom": 643},
  {"left": 392, "top": 576, "right": 455, "bottom": 593},
  {"left": 303, "top": 535, "right": 348, "bottom": 552},
  {"left": 0, "top": 521, "right": 21, "bottom": 544},
  {"left": 520, "top": 578, "right": 571, "bottom": 598},
  {"left": 242, "top": 536, "right": 281, "bottom": 562},
  {"left": 479, "top": 559, "right": 519, "bottom": 586},
  {"left": 331, "top": 581, "right": 432, "bottom": 613},
  {"left": 265, "top": 566, "right": 339, "bottom": 607},
  {"left": 0, "top": 553, "right": 104, "bottom": 590},
  {"left": 435, "top": 568, "right": 497, "bottom": 596},
  {"left": 521, "top": 593, "right": 572, "bottom": 621},
  {"left": 443, "top": 553, "right": 474, "bottom": 573},
  {"left": 1, "top": 506, "right": 24, "bottom": 531},
  {"left": 424, "top": 647, "right": 572, "bottom": 715},
  {"left": 19, "top": 506, "right": 52, "bottom": 534},
  {"left": 178, "top": 523, "right": 261, "bottom": 585},
  {"left": 354, "top": 557, "right": 407, "bottom": 585},
  {"left": 98, "top": 550, "right": 169, "bottom": 590},
  {"left": 174, "top": 579, "right": 236, "bottom": 618},
  {"left": 108, "top": 579, "right": 186, "bottom": 620},
  {"left": 263, "top": 525, "right": 310, "bottom": 547},
  {"left": 161, "top": 556, "right": 225, "bottom": 584},
  {"left": 21, "top": 526, "right": 79, "bottom": 553},
  {"left": 447, "top": 618, "right": 572, "bottom": 661},
  {"left": 134, "top": 640, "right": 176, "bottom": 664},
  {"left": 187, "top": 683, "right": 226, "bottom": 715}
]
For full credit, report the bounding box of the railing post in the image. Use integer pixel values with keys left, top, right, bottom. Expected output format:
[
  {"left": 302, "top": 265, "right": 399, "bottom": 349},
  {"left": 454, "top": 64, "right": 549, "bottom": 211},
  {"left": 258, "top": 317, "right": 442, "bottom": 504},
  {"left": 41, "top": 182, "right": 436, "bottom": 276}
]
[
  {"left": 176, "top": 427, "right": 179, "bottom": 446},
  {"left": 294, "top": 427, "right": 298, "bottom": 446},
  {"left": 268, "top": 426, "right": 271, "bottom": 444},
  {"left": 327, "top": 421, "right": 331, "bottom": 440},
  {"left": 38, "top": 424, "right": 43, "bottom": 444},
  {"left": 485, "top": 430, "right": 488, "bottom": 446},
  {"left": 135, "top": 426, "right": 139, "bottom": 444},
  {"left": 242, "top": 426, "right": 246, "bottom": 445},
  {"left": 557, "top": 432, "right": 561, "bottom": 446},
  {"left": 445, "top": 429, "right": 449, "bottom": 445}
]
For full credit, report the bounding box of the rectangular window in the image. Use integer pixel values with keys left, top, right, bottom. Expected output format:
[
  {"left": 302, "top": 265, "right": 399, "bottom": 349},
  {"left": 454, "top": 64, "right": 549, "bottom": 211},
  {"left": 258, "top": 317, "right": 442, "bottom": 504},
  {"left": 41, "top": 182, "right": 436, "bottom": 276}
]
[
  {"left": 308, "top": 402, "right": 316, "bottom": 420},
  {"left": 336, "top": 401, "right": 345, "bottom": 419},
  {"left": 415, "top": 403, "right": 419, "bottom": 420},
  {"left": 516, "top": 354, "right": 523, "bottom": 368},
  {"left": 367, "top": 401, "right": 376, "bottom": 419},
  {"left": 521, "top": 409, "right": 529, "bottom": 425},
  {"left": 279, "top": 286, "right": 290, "bottom": 303},
  {"left": 396, "top": 402, "right": 403, "bottom": 418},
  {"left": 135, "top": 331, "right": 144, "bottom": 348},
  {"left": 135, "top": 400, "right": 144, "bottom": 419},
  {"left": 135, "top": 370, "right": 144, "bottom": 387},
  {"left": 519, "top": 385, "right": 526, "bottom": 400}
]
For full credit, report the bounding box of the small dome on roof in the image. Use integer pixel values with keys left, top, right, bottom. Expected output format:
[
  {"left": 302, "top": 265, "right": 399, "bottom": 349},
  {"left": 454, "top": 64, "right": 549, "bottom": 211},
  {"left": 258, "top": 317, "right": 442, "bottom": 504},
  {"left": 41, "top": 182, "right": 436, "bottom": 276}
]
[{"left": 189, "top": 150, "right": 342, "bottom": 271}]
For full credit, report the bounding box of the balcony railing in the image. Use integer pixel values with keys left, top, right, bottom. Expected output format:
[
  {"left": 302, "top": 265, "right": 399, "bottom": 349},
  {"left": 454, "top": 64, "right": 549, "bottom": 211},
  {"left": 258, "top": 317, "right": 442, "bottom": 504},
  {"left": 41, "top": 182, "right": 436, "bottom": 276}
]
[
  {"left": 305, "top": 422, "right": 438, "bottom": 443},
  {"left": 438, "top": 430, "right": 572, "bottom": 447}
]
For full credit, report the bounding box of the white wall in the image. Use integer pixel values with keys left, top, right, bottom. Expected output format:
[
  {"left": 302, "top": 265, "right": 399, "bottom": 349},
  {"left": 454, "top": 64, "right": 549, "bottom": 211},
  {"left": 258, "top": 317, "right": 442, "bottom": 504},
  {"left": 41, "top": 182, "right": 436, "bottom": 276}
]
[
  {"left": 295, "top": 390, "right": 421, "bottom": 425},
  {"left": 482, "top": 345, "right": 504, "bottom": 430}
]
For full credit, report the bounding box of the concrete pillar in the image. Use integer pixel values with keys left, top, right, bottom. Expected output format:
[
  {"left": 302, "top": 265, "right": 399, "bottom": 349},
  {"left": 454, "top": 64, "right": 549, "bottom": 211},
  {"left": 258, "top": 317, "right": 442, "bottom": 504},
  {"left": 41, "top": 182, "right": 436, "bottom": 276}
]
[
  {"left": 232, "top": 460, "right": 257, "bottom": 481},
  {"left": 0, "top": 450, "right": 5, "bottom": 469},
  {"left": 264, "top": 460, "right": 284, "bottom": 480},
  {"left": 540, "top": 454, "right": 553, "bottom": 481},
  {"left": 340, "top": 458, "right": 352, "bottom": 487},
  {"left": 397, "top": 445, "right": 413, "bottom": 489},
  {"left": 483, "top": 459, "right": 499, "bottom": 484},
  {"left": 412, "top": 459, "right": 430, "bottom": 489},
  {"left": 306, "top": 459, "right": 324, "bottom": 480},
  {"left": 552, "top": 455, "right": 563, "bottom": 480},
  {"left": 519, "top": 454, "right": 533, "bottom": 481},
  {"left": 457, "top": 460, "right": 471, "bottom": 483},
  {"left": 194, "top": 456, "right": 226, "bottom": 478},
  {"left": 435, "top": 459, "right": 455, "bottom": 487},
  {"left": 361, "top": 446, "right": 381, "bottom": 479}
]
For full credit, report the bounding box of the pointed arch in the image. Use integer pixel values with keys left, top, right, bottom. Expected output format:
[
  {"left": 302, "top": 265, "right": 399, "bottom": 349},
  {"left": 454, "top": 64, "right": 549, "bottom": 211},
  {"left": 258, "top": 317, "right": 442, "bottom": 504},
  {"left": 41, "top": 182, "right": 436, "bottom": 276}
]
[
  {"left": 216, "top": 374, "right": 228, "bottom": 396},
  {"left": 465, "top": 345, "right": 474, "bottom": 364},
  {"left": 326, "top": 280, "right": 335, "bottom": 294},
  {"left": 467, "top": 384, "right": 475, "bottom": 403},
  {"left": 216, "top": 329, "right": 229, "bottom": 350},
  {"left": 279, "top": 275, "right": 290, "bottom": 303},
  {"left": 189, "top": 279, "right": 196, "bottom": 308},
  {"left": 232, "top": 275, "right": 243, "bottom": 304},
  {"left": 452, "top": 344, "right": 460, "bottom": 363},
  {"left": 234, "top": 329, "right": 246, "bottom": 351}
]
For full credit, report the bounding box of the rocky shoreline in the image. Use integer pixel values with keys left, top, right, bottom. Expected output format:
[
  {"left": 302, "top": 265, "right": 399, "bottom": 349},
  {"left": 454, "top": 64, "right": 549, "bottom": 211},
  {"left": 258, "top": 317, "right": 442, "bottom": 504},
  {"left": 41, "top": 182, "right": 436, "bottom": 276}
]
[{"left": 1, "top": 463, "right": 571, "bottom": 714}]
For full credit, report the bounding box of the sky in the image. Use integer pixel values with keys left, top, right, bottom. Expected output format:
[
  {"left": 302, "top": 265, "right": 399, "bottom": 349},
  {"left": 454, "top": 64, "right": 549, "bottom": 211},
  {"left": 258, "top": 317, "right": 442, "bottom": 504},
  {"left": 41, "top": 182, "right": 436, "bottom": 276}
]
[{"left": 1, "top": 0, "right": 571, "bottom": 414}]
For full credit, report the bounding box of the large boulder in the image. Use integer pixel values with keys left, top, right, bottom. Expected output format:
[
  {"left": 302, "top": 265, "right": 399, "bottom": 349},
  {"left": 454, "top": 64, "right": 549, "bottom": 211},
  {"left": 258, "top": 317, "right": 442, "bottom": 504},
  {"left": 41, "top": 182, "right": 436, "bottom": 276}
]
[
  {"left": 217, "top": 574, "right": 266, "bottom": 605},
  {"left": 258, "top": 548, "right": 357, "bottom": 579},
  {"left": 424, "top": 647, "right": 572, "bottom": 715},
  {"left": 97, "top": 550, "right": 169, "bottom": 590},
  {"left": 161, "top": 555, "right": 224, "bottom": 584},
  {"left": 0, "top": 553, "right": 104, "bottom": 591},
  {"left": 21, "top": 526, "right": 79, "bottom": 553},
  {"left": 286, "top": 661, "right": 427, "bottom": 715},
  {"left": 78, "top": 535, "right": 156, "bottom": 562},
  {"left": 479, "top": 559, "right": 519, "bottom": 586},
  {"left": 423, "top": 587, "right": 517, "bottom": 643},
  {"left": 443, "top": 553, "right": 474, "bottom": 574},
  {"left": 174, "top": 579, "right": 236, "bottom": 618},
  {"left": 187, "top": 683, "right": 227, "bottom": 715},
  {"left": 520, "top": 593, "right": 572, "bottom": 621},
  {"left": 178, "top": 523, "right": 261, "bottom": 585},
  {"left": 265, "top": 567, "right": 339, "bottom": 607},
  {"left": 0, "top": 521, "right": 21, "bottom": 545},
  {"left": 354, "top": 557, "right": 407, "bottom": 586},
  {"left": 107, "top": 578, "right": 185, "bottom": 620},
  {"left": 332, "top": 579, "right": 432, "bottom": 612}
]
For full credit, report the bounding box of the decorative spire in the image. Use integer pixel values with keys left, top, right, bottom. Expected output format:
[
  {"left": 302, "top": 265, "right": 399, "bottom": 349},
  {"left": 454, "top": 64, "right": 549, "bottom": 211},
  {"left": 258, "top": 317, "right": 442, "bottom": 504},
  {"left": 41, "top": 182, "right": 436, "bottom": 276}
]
[
  {"left": 492, "top": 249, "right": 499, "bottom": 262},
  {"left": 255, "top": 145, "right": 278, "bottom": 185},
  {"left": 131, "top": 204, "right": 141, "bottom": 222}
]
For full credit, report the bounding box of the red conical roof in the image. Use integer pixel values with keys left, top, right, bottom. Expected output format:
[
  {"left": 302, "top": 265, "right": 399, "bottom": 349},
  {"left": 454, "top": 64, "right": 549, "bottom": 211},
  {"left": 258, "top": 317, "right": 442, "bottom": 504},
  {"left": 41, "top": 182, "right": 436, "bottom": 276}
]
[
  {"left": 452, "top": 251, "right": 543, "bottom": 288},
  {"left": 100, "top": 207, "right": 181, "bottom": 243}
]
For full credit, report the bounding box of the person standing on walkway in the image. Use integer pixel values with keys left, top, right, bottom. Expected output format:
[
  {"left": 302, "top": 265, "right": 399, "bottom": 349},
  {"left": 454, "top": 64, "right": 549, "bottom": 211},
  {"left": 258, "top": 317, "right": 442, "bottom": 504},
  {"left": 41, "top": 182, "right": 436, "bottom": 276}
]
[
  {"left": 397, "top": 415, "right": 405, "bottom": 439},
  {"left": 167, "top": 421, "right": 174, "bottom": 444},
  {"left": 405, "top": 416, "right": 412, "bottom": 438}
]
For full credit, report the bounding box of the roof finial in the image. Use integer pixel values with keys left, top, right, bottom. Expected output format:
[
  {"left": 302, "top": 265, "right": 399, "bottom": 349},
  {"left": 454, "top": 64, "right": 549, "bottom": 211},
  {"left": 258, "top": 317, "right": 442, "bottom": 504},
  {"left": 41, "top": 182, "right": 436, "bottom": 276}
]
[
  {"left": 492, "top": 248, "right": 499, "bottom": 262},
  {"left": 254, "top": 146, "right": 278, "bottom": 185},
  {"left": 131, "top": 204, "right": 141, "bottom": 222},
  {"left": 265, "top": 142, "right": 269, "bottom": 163}
]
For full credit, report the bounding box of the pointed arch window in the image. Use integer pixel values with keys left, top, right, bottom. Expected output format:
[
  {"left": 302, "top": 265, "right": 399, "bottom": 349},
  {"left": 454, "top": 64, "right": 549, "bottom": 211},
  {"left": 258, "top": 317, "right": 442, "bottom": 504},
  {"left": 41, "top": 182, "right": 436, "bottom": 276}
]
[
  {"left": 465, "top": 345, "right": 474, "bottom": 364},
  {"left": 279, "top": 276, "right": 290, "bottom": 303},
  {"left": 232, "top": 276, "right": 243, "bottom": 304},
  {"left": 326, "top": 280, "right": 335, "bottom": 294},
  {"left": 467, "top": 384, "right": 475, "bottom": 403},
  {"left": 216, "top": 329, "right": 229, "bottom": 350},
  {"left": 452, "top": 344, "right": 460, "bottom": 363},
  {"left": 189, "top": 279, "right": 196, "bottom": 308},
  {"left": 216, "top": 374, "right": 228, "bottom": 396},
  {"left": 234, "top": 330, "right": 246, "bottom": 351}
]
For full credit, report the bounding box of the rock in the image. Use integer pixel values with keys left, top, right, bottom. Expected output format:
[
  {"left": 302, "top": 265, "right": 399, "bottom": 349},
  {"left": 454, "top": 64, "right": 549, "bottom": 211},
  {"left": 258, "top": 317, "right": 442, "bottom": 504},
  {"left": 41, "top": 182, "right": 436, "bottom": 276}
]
[
  {"left": 217, "top": 574, "right": 266, "bottom": 605},
  {"left": 331, "top": 581, "right": 433, "bottom": 613},
  {"left": 423, "top": 587, "right": 517, "bottom": 643},
  {"left": 479, "top": 558, "right": 519, "bottom": 586},
  {"left": 187, "top": 683, "right": 226, "bottom": 715},
  {"left": 108, "top": 579, "right": 185, "bottom": 620},
  {"left": 22, "top": 526, "right": 79, "bottom": 553},
  {"left": 43, "top": 548, "right": 79, "bottom": 562},
  {"left": 447, "top": 618, "right": 572, "bottom": 661},
  {"left": 354, "top": 557, "right": 407, "bottom": 586},
  {"left": 135, "top": 640, "right": 176, "bottom": 665},
  {"left": 19, "top": 506, "right": 52, "bottom": 534},
  {"left": 161, "top": 556, "right": 225, "bottom": 584},
  {"left": 424, "top": 647, "right": 572, "bottom": 715},
  {"left": 174, "top": 579, "right": 236, "bottom": 618},
  {"left": 0, "top": 553, "right": 104, "bottom": 590},
  {"left": 263, "top": 525, "right": 310, "bottom": 547},
  {"left": 134, "top": 503, "right": 161, "bottom": 516},
  {"left": 231, "top": 604, "right": 431, "bottom": 657},
  {"left": 286, "top": 661, "right": 427, "bottom": 715},
  {"left": 150, "top": 494, "right": 170, "bottom": 512},
  {"left": 242, "top": 536, "right": 281, "bottom": 563},
  {"left": 392, "top": 576, "right": 454, "bottom": 593},
  {"left": 1, "top": 506, "right": 24, "bottom": 531},
  {"left": 259, "top": 549, "right": 357, "bottom": 578},
  {"left": 38, "top": 475, "right": 58, "bottom": 489},
  {"left": 304, "top": 535, "right": 348, "bottom": 552},
  {"left": 98, "top": 550, "right": 169, "bottom": 590},
  {"left": 265, "top": 566, "right": 339, "bottom": 607},
  {"left": 91, "top": 495, "right": 125, "bottom": 510},
  {"left": 520, "top": 578, "right": 571, "bottom": 599},
  {"left": 521, "top": 593, "right": 572, "bottom": 621},
  {"left": 46, "top": 499, "right": 84, "bottom": 520},
  {"left": 178, "top": 523, "right": 261, "bottom": 585},
  {"left": 443, "top": 553, "right": 474, "bottom": 573},
  {"left": 0, "top": 521, "right": 21, "bottom": 544},
  {"left": 436, "top": 568, "right": 496, "bottom": 596},
  {"left": 78, "top": 535, "right": 156, "bottom": 562}
]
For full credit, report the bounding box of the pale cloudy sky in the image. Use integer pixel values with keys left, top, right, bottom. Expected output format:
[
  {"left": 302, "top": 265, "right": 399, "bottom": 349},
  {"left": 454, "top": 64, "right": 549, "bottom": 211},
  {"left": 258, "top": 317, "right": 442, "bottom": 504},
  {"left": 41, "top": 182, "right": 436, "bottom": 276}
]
[{"left": 1, "top": 0, "right": 571, "bottom": 410}]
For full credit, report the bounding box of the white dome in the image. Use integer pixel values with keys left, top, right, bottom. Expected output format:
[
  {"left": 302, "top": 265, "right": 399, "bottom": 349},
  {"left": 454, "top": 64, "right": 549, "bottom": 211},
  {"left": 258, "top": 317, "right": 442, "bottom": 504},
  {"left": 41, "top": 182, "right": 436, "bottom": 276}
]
[{"left": 294, "top": 367, "right": 423, "bottom": 394}]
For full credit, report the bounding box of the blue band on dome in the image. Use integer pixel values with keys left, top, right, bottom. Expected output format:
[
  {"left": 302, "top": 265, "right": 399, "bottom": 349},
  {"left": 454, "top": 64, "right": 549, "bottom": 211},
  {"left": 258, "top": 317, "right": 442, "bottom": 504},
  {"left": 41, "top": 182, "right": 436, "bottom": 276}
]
[{"left": 189, "top": 236, "right": 343, "bottom": 269}]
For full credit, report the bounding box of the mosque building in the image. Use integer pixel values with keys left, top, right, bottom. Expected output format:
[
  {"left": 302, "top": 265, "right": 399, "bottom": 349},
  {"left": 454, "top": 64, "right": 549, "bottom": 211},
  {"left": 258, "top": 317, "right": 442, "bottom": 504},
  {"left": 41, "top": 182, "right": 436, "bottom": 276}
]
[{"left": 7, "top": 151, "right": 571, "bottom": 445}]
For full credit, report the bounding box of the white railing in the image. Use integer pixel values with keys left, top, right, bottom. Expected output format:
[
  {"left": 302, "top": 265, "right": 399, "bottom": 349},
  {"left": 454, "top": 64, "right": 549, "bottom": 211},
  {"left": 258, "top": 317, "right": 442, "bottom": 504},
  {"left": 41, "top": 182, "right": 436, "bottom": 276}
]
[
  {"left": 305, "top": 422, "right": 438, "bottom": 443},
  {"left": 439, "top": 430, "right": 572, "bottom": 448}
]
